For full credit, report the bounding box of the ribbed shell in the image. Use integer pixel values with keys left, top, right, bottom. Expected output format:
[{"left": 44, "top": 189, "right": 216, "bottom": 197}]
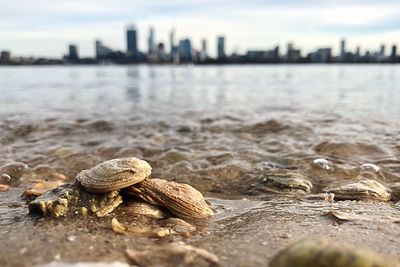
[
  {"left": 76, "top": 157, "right": 151, "bottom": 193},
  {"left": 127, "top": 178, "right": 214, "bottom": 219}
]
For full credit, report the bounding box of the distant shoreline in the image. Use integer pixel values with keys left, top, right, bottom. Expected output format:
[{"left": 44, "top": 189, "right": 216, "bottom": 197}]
[{"left": 1, "top": 62, "right": 400, "bottom": 67}]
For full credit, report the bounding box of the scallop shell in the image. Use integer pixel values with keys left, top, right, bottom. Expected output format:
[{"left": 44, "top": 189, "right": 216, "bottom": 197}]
[
  {"left": 126, "top": 178, "right": 214, "bottom": 219},
  {"left": 76, "top": 157, "right": 151, "bottom": 193}
]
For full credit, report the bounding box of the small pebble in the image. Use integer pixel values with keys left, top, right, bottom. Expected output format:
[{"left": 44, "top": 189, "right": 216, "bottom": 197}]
[
  {"left": 20, "top": 247, "right": 27, "bottom": 254},
  {"left": 0, "top": 174, "right": 11, "bottom": 183},
  {"left": 279, "top": 233, "right": 291, "bottom": 239},
  {"left": 360, "top": 163, "right": 380, "bottom": 173},
  {"left": 0, "top": 183, "right": 9, "bottom": 192},
  {"left": 313, "top": 158, "right": 332, "bottom": 170},
  {"left": 67, "top": 235, "right": 76, "bottom": 242}
]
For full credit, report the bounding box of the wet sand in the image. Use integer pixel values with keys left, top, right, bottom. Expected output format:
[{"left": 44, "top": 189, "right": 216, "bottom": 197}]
[{"left": 1, "top": 112, "right": 400, "bottom": 266}]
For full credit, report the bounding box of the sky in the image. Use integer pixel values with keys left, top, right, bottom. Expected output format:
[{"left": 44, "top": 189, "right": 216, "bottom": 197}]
[{"left": 1, "top": 0, "right": 400, "bottom": 58}]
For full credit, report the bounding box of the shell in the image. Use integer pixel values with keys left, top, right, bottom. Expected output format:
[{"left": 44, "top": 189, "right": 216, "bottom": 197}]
[
  {"left": 76, "top": 157, "right": 151, "bottom": 193},
  {"left": 0, "top": 161, "right": 28, "bottom": 184},
  {"left": 259, "top": 170, "right": 313, "bottom": 194},
  {"left": 323, "top": 179, "right": 390, "bottom": 202},
  {"left": 126, "top": 178, "right": 214, "bottom": 219}
]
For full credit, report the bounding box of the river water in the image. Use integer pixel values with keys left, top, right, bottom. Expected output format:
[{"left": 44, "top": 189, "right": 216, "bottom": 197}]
[{"left": 1, "top": 65, "right": 400, "bottom": 266}]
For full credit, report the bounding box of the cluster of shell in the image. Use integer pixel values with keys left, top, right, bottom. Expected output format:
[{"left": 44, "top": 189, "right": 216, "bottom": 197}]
[
  {"left": 256, "top": 167, "right": 396, "bottom": 202},
  {"left": 29, "top": 157, "right": 214, "bottom": 219}
]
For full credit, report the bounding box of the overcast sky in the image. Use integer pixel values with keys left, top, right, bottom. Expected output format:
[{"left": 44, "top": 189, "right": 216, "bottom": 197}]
[{"left": 1, "top": 0, "right": 400, "bottom": 57}]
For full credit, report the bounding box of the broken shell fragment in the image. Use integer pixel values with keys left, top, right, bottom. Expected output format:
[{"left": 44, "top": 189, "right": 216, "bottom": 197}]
[
  {"left": 111, "top": 218, "right": 170, "bottom": 237},
  {"left": 0, "top": 183, "right": 9, "bottom": 192},
  {"left": 126, "top": 178, "right": 214, "bottom": 219},
  {"left": 126, "top": 242, "right": 220, "bottom": 267},
  {"left": 76, "top": 157, "right": 151, "bottom": 193},
  {"left": 29, "top": 182, "right": 122, "bottom": 218},
  {"left": 24, "top": 180, "right": 65, "bottom": 197},
  {"left": 160, "top": 217, "right": 196, "bottom": 237},
  {"left": 269, "top": 239, "right": 399, "bottom": 267},
  {"left": 124, "top": 201, "right": 167, "bottom": 219},
  {"left": 323, "top": 179, "right": 390, "bottom": 202}
]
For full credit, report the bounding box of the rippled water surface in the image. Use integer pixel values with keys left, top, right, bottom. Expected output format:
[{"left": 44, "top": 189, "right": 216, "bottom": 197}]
[
  {"left": 1, "top": 65, "right": 400, "bottom": 267},
  {"left": 1, "top": 65, "right": 400, "bottom": 120}
]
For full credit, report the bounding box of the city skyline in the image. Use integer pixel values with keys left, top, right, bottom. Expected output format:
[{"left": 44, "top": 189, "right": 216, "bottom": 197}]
[{"left": 1, "top": 0, "right": 400, "bottom": 57}]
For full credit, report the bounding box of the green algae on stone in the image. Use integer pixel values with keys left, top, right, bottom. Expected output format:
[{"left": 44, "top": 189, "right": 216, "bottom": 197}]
[
  {"left": 29, "top": 182, "right": 122, "bottom": 218},
  {"left": 269, "top": 239, "right": 400, "bottom": 267},
  {"left": 259, "top": 169, "right": 313, "bottom": 194}
]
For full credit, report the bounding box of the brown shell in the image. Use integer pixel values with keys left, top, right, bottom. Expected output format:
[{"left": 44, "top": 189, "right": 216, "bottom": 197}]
[
  {"left": 126, "top": 178, "right": 214, "bottom": 219},
  {"left": 76, "top": 157, "right": 151, "bottom": 193},
  {"left": 323, "top": 179, "right": 390, "bottom": 202}
]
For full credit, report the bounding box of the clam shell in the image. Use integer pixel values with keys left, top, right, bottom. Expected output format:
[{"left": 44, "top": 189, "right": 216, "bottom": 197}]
[
  {"left": 323, "top": 179, "right": 390, "bottom": 202},
  {"left": 126, "top": 178, "right": 214, "bottom": 219},
  {"left": 76, "top": 157, "right": 151, "bottom": 193}
]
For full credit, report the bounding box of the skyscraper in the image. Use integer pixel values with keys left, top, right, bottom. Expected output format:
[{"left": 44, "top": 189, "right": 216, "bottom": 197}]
[
  {"left": 200, "top": 38, "right": 207, "bottom": 62},
  {"left": 148, "top": 27, "right": 155, "bottom": 54},
  {"left": 95, "top": 40, "right": 102, "bottom": 58},
  {"left": 126, "top": 24, "right": 138, "bottom": 60},
  {"left": 355, "top": 46, "right": 361, "bottom": 57},
  {"left": 169, "top": 28, "right": 175, "bottom": 56},
  {"left": 217, "top": 36, "right": 225, "bottom": 61},
  {"left": 391, "top": 45, "right": 397, "bottom": 63},
  {"left": 95, "top": 39, "right": 112, "bottom": 59},
  {"left": 179, "top": 38, "right": 192, "bottom": 63},
  {"left": 68, "top": 44, "right": 79, "bottom": 61},
  {"left": 379, "top": 44, "right": 386, "bottom": 62},
  {"left": 0, "top": 51, "right": 11, "bottom": 62},
  {"left": 340, "top": 38, "right": 346, "bottom": 62}
]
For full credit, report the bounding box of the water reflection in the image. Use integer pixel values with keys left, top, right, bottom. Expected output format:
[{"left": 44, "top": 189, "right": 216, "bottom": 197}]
[
  {"left": 1, "top": 65, "right": 400, "bottom": 120},
  {"left": 126, "top": 67, "right": 141, "bottom": 105}
]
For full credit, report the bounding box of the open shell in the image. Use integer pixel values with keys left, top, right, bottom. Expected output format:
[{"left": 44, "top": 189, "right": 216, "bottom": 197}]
[
  {"left": 126, "top": 178, "right": 214, "bottom": 219},
  {"left": 76, "top": 157, "right": 151, "bottom": 193}
]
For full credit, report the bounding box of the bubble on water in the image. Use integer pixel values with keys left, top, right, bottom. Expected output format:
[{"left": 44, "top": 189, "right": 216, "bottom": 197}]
[
  {"left": 360, "top": 163, "right": 380, "bottom": 173},
  {"left": 312, "top": 158, "right": 332, "bottom": 170}
]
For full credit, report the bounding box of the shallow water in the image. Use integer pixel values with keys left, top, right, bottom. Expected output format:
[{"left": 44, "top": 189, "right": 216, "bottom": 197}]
[{"left": 1, "top": 65, "right": 400, "bottom": 266}]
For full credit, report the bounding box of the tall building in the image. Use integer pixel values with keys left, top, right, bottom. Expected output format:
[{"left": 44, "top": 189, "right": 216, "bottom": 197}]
[
  {"left": 95, "top": 40, "right": 102, "bottom": 58},
  {"left": 287, "top": 42, "right": 293, "bottom": 59},
  {"left": 355, "top": 46, "right": 361, "bottom": 57},
  {"left": 391, "top": 45, "right": 397, "bottom": 63},
  {"left": 200, "top": 38, "right": 207, "bottom": 62},
  {"left": 379, "top": 44, "right": 386, "bottom": 62},
  {"left": 340, "top": 38, "right": 346, "bottom": 62},
  {"left": 126, "top": 24, "right": 138, "bottom": 60},
  {"left": 286, "top": 42, "right": 301, "bottom": 62},
  {"left": 68, "top": 44, "right": 79, "bottom": 61},
  {"left": 179, "top": 38, "right": 192, "bottom": 63},
  {"left": 310, "top": 48, "right": 331, "bottom": 63},
  {"left": 148, "top": 27, "right": 155, "bottom": 54},
  {"left": 95, "top": 39, "right": 112, "bottom": 59},
  {"left": 0, "top": 50, "right": 11, "bottom": 62},
  {"left": 217, "top": 36, "right": 225, "bottom": 60},
  {"left": 169, "top": 28, "right": 175, "bottom": 56}
]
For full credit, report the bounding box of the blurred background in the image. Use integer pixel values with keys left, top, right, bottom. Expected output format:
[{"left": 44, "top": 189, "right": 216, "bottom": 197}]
[{"left": 1, "top": 0, "right": 400, "bottom": 64}]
